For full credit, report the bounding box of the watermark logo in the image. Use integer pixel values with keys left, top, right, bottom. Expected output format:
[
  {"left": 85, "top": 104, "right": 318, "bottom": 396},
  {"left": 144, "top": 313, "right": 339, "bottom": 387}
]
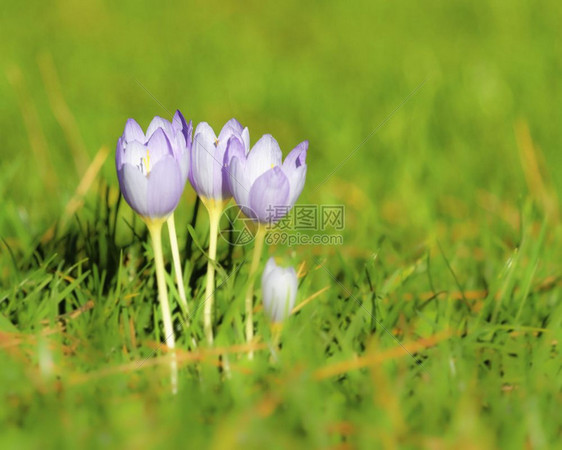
[
  {"left": 265, "top": 231, "right": 343, "bottom": 246},
  {"left": 218, "top": 204, "right": 345, "bottom": 246},
  {"left": 218, "top": 205, "right": 257, "bottom": 246},
  {"left": 268, "top": 205, "right": 345, "bottom": 231}
]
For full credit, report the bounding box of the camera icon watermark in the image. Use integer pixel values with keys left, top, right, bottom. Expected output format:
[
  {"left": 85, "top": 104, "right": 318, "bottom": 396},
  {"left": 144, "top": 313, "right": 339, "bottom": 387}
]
[{"left": 218, "top": 205, "right": 257, "bottom": 246}]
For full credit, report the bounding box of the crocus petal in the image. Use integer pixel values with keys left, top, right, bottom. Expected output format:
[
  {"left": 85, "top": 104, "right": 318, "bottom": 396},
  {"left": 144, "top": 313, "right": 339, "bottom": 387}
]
[
  {"left": 123, "top": 118, "right": 145, "bottom": 143},
  {"left": 172, "top": 111, "right": 192, "bottom": 150},
  {"left": 261, "top": 270, "right": 279, "bottom": 313},
  {"left": 267, "top": 268, "right": 297, "bottom": 321},
  {"left": 185, "top": 120, "right": 193, "bottom": 150},
  {"left": 171, "top": 132, "right": 186, "bottom": 159},
  {"left": 248, "top": 166, "right": 290, "bottom": 223},
  {"left": 213, "top": 141, "right": 229, "bottom": 200},
  {"left": 191, "top": 127, "right": 219, "bottom": 198},
  {"left": 262, "top": 259, "right": 297, "bottom": 322},
  {"left": 119, "top": 163, "right": 149, "bottom": 217},
  {"left": 193, "top": 122, "right": 217, "bottom": 143},
  {"left": 146, "top": 156, "right": 183, "bottom": 218},
  {"left": 241, "top": 127, "right": 250, "bottom": 153},
  {"left": 178, "top": 144, "right": 190, "bottom": 186},
  {"left": 262, "top": 257, "right": 277, "bottom": 282},
  {"left": 170, "top": 127, "right": 190, "bottom": 184},
  {"left": 146, "top": 128, "right": 174, "bottom": 166},
  {"left": 146, "top": 116, "right": 172, "bottom": 140},
  {"left": 218, "top": 118, "right": 243, "bottom": 142},
  {"left": 229, "top": 156, "right": 251, "bottom": 214},
  {"left": 223, "top": 136, "right": 246, "bottom": 198},
  {"left": 225, "top": 135, "right": 246, "bottom": 167},
  {"left": 283, "top": 141, "right": 308, "bottom": 169},
  {"left": 116, "top": 137, "right": 125, "bottom": 170},
  {"left": 282, "top": 164, "right": 307, "bottom": 208},
  {"left": 122, "top": 141, "right": 150, "bottom": 173},
  {"left": 172, "top": 110, "right": 186, "bottom": 136},
  {"left": 246, "top": 134, "right": 283, "bottom": 185}
]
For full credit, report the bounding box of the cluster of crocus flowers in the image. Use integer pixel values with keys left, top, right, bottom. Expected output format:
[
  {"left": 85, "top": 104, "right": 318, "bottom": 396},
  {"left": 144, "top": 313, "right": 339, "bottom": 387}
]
[{"left": 115, "top": 110, "right": 306, "bottom": 389}]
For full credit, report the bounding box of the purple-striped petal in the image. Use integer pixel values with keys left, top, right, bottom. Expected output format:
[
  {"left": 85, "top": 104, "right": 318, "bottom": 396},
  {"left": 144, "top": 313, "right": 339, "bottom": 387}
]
[
  {"left": 193, "top": 122, "right": 217, "bottom": 144},
  {"left": 246, "top": 135, "right": 283, "bottom": 185},
  {"left": 146, "top": 116, "right": 173, "bottom": 140},
  {"left": 283, "top": 140, "right": 308, "bottom": 169},
  {"left": 191, "top": 127, "right": 219, "bottom": 198},
  {"left": 122, "top": 141, "right": 150, "bottom": 174},
  {"left": 229, "top": 156, "right": 251, "bottom": 214},
  {"left": 218, "top": 118, "right": 243, "bottom": 142},
  {"left": 248, "top": 166, "right": 290, "bottom": 223},
  {"left": 123, "top": 118, "right": 145, "bottom": 143},
  {"left": 172, "top": 111, "right": 192, "bottom": 150},
  {"left": 241, "top": 127, "right": 250, "bottom": 153},
  {"left": 116, "top": 137, "right": 125, "bottom": 170},
  {"left": 225, "top": 136, "right": 247, "bottom": 167},
  {"left": 119, "top": 163, "right": 149, "bottom": 217},
  {"left": 178, "top": 144, "right": 190, "bottom": 186},
  {"left": 282, "top": 164, "right": 307, "bottom": 208},
  {"left": 224, "top": 136, "right": 246, "bottom": 198},
  {"left": 146, "top": 128, "right": 174, "bottom": 166},
  {"left": 213, "top": 140, "right": 229, "bottom": 200},
  {"left": 146, "top": 156, "right": 183, "bottom": 218},
  {"left": 185, "top": 120, "right": 193, "bottom": 150}
]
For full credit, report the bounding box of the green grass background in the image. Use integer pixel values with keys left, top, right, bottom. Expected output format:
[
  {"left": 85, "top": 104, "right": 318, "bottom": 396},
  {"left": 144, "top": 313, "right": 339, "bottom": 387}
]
[{"left": 1, "top": 0, "right": 561, "bottom": 448}]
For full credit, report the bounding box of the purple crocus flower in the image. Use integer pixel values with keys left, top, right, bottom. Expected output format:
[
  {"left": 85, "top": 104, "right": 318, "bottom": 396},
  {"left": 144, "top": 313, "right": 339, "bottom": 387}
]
[
  {"left": 116, "top": 111, "right": 192, "bottom": 219},
  {"left": 228, "top": 134, "right": 308, "bottom": 224},
  {"left": 189, "top": 119, "right": 250, "bottom": 201},
  {"left": 261, "top": 257, "right": 298, "bottom": 322}
]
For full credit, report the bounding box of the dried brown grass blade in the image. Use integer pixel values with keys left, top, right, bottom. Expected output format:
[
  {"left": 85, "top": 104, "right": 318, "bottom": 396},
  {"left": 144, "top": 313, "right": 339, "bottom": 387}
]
[
  {"left": 314, "top": 330, "right": 452, "bottom": 380},
  {"left": 41, "top": 145, "right": 109, "bottom": 242},
  {"left": 292, "top": 285, "right": 329, "bottom": 313},
  {"left": 6, "top": 64, "right": 58, "bottom": 193},
  {"left": 38, "top": 52, "right": 89, "bottom": 175},
  {"left": 69, "top": 342, "right": 266, "bottom": 385},
  {"left": 515, "top": 119, "right": 559, "bottom": 221}
]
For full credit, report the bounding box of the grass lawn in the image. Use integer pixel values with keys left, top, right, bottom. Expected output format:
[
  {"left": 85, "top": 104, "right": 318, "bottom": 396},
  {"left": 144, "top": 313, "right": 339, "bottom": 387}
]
[{"left": 1, "top": 1, "right": 561, "bottom": 448}]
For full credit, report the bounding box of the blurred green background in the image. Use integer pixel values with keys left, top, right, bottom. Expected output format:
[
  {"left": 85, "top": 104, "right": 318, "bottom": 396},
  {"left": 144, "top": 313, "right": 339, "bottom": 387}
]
[
  {"left": 1, "top": 1, "right": 561, "bottom": 448},
  {"left": 2, "top": 0, "right": 560, "bottom": 234}
]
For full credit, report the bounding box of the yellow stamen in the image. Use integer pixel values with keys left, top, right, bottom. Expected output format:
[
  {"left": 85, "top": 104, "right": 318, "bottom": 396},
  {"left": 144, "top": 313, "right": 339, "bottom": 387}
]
[{"left": 143, "top": 149, "right": 151, "bottom": 175}]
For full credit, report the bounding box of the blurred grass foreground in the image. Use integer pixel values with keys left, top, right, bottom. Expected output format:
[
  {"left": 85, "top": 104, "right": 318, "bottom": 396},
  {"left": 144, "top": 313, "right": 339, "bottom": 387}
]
[{"left": 1, "top": 1, "right": 561, "bottom": 449}]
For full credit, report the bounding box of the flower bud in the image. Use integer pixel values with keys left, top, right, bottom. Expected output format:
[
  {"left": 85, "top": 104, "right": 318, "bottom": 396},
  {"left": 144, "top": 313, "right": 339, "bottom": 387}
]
[{"left": 261, "top": 257, "right": 298, "bottom": 322}]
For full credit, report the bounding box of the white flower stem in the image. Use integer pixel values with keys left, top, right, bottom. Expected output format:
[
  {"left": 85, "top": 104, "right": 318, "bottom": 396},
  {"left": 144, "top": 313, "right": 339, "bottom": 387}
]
[
  {"left": 245, "top": 225, "right": 267, "bottom": 359},
  {"left": 271, "top": 322, "right": 283, "bottom": 348},
  {"left": 203, "top": 200, "right": 223, "bottom": 345},
  {"left": 147, "top": 219, "right": 178, "bottom": 394},
  {"left": 269, "top": 322, "right": 283, "bottom": 363},
  {"left": 166, "top": 213, "right": 189, "bottom": 315}
]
